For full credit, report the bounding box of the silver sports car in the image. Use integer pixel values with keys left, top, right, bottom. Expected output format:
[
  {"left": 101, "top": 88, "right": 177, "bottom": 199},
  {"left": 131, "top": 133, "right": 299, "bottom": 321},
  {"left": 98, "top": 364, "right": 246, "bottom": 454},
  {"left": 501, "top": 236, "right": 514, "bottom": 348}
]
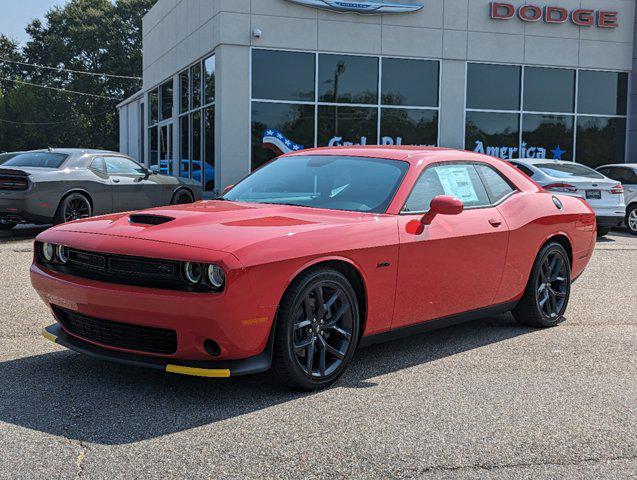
[{"left": 0, "top": 149, "right": 202, "bottom": 230}]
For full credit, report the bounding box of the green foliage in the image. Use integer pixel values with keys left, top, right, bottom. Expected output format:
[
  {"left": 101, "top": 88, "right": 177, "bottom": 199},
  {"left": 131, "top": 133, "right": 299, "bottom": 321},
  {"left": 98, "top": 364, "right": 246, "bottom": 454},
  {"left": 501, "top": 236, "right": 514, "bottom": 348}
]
[{"left": 0, "top": 0, "right": 154, "bottom": 152}]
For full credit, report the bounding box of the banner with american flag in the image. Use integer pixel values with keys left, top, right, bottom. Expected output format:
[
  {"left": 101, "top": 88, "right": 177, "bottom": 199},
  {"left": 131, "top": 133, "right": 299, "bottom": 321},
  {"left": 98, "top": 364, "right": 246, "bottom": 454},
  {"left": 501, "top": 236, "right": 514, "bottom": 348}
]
[{"left": 262, "top": 129, "right": 305, "bottom": 155}]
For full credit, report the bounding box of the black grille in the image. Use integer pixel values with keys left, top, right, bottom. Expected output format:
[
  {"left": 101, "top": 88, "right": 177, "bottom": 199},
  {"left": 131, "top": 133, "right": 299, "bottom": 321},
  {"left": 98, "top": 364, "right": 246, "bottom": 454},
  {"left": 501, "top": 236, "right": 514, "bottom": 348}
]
[
  {"left": 0, "top": 175, "right": 28, "bottom": 191},
  {"left": 54, "top": 307, "right": 177, "bottom": 355}
]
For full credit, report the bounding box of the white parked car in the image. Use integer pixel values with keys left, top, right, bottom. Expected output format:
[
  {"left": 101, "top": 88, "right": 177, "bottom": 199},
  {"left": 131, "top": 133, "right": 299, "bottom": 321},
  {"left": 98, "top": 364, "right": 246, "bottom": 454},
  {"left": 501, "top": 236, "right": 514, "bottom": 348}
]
[
  {"left": 596, "top": 164, "right": 637, "bottom": 236},
  {"left": 508, "top": 159, "right": 626, "bottom": 237}
]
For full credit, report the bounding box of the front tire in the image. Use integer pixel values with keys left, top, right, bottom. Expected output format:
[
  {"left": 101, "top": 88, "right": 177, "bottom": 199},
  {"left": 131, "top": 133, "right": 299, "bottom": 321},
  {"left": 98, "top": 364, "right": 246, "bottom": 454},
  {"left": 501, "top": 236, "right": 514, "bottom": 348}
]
[
  {"left": 171, "top": 188, "right": 195, "bottom": 205},
  {"left": 54, "top": 193, "right": 92, "bottom": 224},
  {"left": 271, "top": 268, "right": 360, "bottom": 390},
  {"left": 513, "top": 242, "right": 571, "bottom": 328},
  {"left": 626, "top": 205, "right": 637, "bottom": 236}
]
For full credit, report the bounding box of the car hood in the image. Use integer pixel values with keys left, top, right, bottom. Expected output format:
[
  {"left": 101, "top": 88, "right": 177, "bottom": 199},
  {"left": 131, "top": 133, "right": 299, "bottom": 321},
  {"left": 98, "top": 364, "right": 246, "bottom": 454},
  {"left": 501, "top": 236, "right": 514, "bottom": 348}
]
[{"left": 50, "top": 200, "right": 375, "bottom": 253}]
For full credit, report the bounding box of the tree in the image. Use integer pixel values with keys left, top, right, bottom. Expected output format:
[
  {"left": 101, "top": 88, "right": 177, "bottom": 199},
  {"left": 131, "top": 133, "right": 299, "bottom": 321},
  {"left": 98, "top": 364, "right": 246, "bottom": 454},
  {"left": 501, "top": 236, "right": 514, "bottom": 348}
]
[{"left": 0, "top": 0, "right": 154, "bottom": 152}]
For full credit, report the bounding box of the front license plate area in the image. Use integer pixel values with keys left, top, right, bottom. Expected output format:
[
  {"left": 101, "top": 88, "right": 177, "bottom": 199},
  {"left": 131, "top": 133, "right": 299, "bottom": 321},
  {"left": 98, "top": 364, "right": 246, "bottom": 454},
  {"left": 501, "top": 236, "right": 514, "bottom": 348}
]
[{"left": 585, "top": 190, "right": 601, "bottom": 200}]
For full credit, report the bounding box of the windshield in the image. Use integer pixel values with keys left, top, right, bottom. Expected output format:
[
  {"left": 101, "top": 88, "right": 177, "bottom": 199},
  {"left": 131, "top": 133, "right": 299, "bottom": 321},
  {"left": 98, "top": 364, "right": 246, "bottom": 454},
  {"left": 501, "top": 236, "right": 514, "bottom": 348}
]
[
  {"left": 0, "top": 153, "right": 19, "bottom": 165},
  {"left": 3, "top": 152, "right": 68, "bottom": 169},
  {"left": 536, "top": 162, "right": 604, "bottom": 180},
  {"left": 223, "top": 155, "right": 410, "bottom": 213}
]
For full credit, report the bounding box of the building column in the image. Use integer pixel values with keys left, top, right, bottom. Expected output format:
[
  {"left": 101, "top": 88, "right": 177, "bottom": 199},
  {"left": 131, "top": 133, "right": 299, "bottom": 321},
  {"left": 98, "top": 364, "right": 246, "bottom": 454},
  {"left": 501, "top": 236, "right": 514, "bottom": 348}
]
[
  {"left": 216, "top": 44, "right": 251, "bottom": 191},
  {"left": 438, "top": 59, "right": 466, "bottom": 150}
]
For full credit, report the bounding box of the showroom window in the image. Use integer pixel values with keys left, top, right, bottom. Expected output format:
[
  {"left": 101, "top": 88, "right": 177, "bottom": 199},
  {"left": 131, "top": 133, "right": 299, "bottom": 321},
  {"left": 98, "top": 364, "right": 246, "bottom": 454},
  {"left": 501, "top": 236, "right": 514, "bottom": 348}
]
[
  {"left": 465, "top": 64, "right": 628, "bottom": 167},
  {"left": 147, "top": 79, "right": 175, "bottom": 175},
  {"left": 251, "top": 49, "right": 440, "bottom": 171},
  {"left": 177, "top": 54, "right": 216, "bottom": 191}
]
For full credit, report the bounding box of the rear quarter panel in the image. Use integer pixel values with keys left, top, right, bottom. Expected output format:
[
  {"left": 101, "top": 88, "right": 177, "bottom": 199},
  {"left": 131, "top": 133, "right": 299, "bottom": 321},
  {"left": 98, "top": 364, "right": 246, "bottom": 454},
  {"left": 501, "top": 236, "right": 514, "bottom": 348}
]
[{"left": 495, "top": 191, "right": 595, "bottom": 304}]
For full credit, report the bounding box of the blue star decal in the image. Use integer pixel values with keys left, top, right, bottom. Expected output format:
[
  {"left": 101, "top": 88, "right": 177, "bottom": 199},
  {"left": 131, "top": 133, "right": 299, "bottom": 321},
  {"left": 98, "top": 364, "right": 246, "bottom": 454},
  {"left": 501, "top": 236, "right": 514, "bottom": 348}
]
[{"left": 551, "top": 145, "right": 566, "bottom": 160}]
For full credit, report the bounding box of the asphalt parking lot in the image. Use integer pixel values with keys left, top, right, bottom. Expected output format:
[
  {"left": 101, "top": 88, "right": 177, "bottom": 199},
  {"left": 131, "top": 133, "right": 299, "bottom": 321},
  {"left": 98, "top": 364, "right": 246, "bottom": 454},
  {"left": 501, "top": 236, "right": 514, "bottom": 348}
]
[{"left": 0, "top": 226, "right": 635, "bottom": 479}]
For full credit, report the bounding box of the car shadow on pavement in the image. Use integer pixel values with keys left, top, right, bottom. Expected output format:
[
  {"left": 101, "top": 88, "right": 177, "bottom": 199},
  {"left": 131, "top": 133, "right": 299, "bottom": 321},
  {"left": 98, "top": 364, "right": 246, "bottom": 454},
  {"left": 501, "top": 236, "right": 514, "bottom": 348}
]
[{"left": 0, "top": 313, "right": 532, "bottom": 445}]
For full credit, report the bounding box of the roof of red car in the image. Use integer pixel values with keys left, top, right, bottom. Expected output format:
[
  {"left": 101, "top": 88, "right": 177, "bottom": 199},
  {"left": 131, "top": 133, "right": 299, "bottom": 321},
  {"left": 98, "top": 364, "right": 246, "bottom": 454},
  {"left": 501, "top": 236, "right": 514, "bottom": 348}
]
[{"left": 286, "top": 146, "right": 477, "bottom": 164}]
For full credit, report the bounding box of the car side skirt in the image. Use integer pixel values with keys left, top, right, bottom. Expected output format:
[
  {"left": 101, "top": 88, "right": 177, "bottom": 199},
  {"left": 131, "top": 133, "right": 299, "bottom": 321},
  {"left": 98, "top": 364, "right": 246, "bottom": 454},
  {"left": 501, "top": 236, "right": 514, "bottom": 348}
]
[{"left": 358, "top": 301, "right": 519, "bottom": 349}]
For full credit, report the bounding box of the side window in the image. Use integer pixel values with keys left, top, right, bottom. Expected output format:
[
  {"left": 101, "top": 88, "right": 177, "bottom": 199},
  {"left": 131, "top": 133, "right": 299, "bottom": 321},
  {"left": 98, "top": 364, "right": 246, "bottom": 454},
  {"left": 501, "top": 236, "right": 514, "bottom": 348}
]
[
  {"left": 511, "top": 162, "right": 535, "bottom": 178},
  {"left": 90, "top": 157, "right": 107, "bottom": 174},
  {"left": 475, "top": 164, "right": 516, "bottom": 204},
  {"left": 601, "top": 167, "right": 637, "bottom": 184},
  {"left": 105, "top": 156, "right": 146, "bottom": 175},
  {"left": 403, "top": 163, "right": 491, "bottom": 212}
]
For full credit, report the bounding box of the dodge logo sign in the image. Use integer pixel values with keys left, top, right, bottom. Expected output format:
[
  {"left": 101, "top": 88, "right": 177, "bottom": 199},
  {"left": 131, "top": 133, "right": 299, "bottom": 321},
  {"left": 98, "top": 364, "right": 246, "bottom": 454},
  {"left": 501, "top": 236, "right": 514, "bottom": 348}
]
[
  {"left": 490, "top": 2, "right": 619, "bottom": 28},
  {"left": 284, "top": 0, "right": 423, "bottom": 14}
]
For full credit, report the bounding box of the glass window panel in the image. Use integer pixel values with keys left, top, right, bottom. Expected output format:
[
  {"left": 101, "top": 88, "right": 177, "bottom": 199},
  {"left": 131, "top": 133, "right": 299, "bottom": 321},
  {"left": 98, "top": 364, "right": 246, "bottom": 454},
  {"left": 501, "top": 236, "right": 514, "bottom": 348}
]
[
  {"left": 318, "top": 54, "right": 378, "bottom": 104},
  {"left": 404, "top": 164, "right": 490, "bottom": 212},
  {"left": 105, "top": 156, "right": 146, "bottom": 175},
  {"left": 204, "top": 55, "right": 215, "bottom": 105},
  {"left": 578, "top": 71, "right": 628, "bottom": 116},
  {"left": 251, "top": 102, "right": 315, "bottom": 171},
  {"left": 524, "top": 67, "right": 575, "bottom": 113},
  {"left": 204, "top": 106, "right": 215, "bottom": 191},
  {"left": 252, "top": 50, "right": 315, "bottom": 102},
  {"left": 465, "top": 111, "right": 520, "bottom": 159},
  {"left": 598, "top": 167, "right": 637, "bottom": 184},
  {"left": 382, "top": 58, "right": 438, "bottom": 107},
  {"left": 160, "top": 81, "right": 173, "bottom": 121},
  {"left": 148, "top": 126, "right": 158, "bottom": 167},
  {"left": 521, "top": 114, "right": 574, "bottom": 161},
  {"left": 140, "top": 103, "right": 145, "bottom": 165},
  {"left": 191, "top": 63, "right": 201, "bottom": 109},
  {"left": 180, "top": 71, "right": 189, "bottom": 114},
  {"left": 576, "top": 117, "right": 626, "bottom": 168},
  {"left": 317, "top": 106, "right": 378, "bottom": 147},
  {"left": 475, "top": 164, "right": 515, "bottom": 203},
  {"left": 467, "top": 63, "right": 520, "bottom": 111},
  {"left": 191, "top": 111, "right": 201, "bottom": 185},
  {"left": 149, "top": 90, "right": 158, "bottom": 125},
  {"left": 180, "top": 116, "right": 189, "bottom": 178},
  {"left": 380, "top": 108, "right": 438, "bottom": 146}
]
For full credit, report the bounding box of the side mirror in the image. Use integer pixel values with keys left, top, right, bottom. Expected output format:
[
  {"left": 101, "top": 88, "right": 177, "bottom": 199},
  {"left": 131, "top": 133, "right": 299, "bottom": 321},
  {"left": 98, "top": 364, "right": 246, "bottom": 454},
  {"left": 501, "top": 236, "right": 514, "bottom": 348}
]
[
  {"left": 149, "top": 165, "right": 160, "bottom": 175},
  {"left": 406, "top": 195, "right": 464, "bottom": 235},
  {"left": 222, "top": 184, "right": 235, "bottom": 195}
]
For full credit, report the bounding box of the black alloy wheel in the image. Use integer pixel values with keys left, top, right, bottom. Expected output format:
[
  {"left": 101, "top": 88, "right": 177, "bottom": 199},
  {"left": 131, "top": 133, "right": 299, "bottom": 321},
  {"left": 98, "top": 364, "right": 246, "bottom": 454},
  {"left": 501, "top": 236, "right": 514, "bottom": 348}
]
[
  {"left": 293, "top": 281, "right": 354, "bottom": 378},
  {"left": 171, "top": 189, "right": 195, "bottom": 205},
  {"left": 536, "top": 251, "right": 569, "bottom": 320},
  {"left": 56, "top": 193, "right": 92, "bottom": 224},
  {"left": 272, "top": 268, "right": 360, "bottom": 390},
  {"left": 513, "top": 242, "right": 571, "bottom": 328}
]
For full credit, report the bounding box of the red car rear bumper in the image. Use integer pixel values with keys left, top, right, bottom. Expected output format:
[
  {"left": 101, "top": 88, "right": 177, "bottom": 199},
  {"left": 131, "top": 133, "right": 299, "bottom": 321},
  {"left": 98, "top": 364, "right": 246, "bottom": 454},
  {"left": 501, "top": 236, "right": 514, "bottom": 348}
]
[{"left": 31, "top": 264, "right": 277, "bottom": 367}]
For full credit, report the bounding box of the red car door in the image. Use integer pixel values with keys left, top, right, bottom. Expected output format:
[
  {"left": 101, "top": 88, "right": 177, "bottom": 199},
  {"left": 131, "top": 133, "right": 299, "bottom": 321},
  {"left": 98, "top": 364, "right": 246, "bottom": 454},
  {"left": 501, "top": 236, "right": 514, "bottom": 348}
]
[{"left": 392, "top": 162, "right": 513, "bottom": 329}]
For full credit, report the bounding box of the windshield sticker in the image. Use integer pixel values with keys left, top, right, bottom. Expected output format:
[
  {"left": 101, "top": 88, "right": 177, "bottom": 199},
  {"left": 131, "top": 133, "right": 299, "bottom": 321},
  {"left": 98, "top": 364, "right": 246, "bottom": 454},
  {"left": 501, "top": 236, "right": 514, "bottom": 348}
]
[{"left": 436, "top": 167, "right": 479, "bottom": 203}]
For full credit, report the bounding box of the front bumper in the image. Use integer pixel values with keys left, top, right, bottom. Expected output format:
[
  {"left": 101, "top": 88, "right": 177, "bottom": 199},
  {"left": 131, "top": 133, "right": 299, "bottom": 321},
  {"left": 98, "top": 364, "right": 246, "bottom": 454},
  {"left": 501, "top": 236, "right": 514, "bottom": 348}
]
[{"left": 42, "top": 323, "right": 272, "bottom": 377}]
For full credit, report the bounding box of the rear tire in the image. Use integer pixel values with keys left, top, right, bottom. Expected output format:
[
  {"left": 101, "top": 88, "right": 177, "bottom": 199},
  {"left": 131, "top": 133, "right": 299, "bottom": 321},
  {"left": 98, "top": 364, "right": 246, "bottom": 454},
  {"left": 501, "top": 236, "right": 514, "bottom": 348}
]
[
  {"left": 513, "top": 242, "right": 571, "bottom": 328},
  {"left": 54, "top": 193, "right": 92, "bottom": 224},
  {"left": 271, "top": 268, "right": 360, "bottom": 390},
  {"left": 597, "top": 227, "right": 611, "bottom": 238},
  {"left": 0, "top": 221, "right": 16, "bottom": 231},
  {"left": 626, "top": 205, "right": 637, "bottom": 236}
]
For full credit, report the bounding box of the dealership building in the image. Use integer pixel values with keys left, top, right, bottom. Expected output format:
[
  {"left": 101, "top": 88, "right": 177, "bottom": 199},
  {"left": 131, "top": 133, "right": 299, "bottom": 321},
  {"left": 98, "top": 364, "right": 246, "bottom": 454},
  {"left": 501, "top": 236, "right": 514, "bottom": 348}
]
[{"left": 117, "top": 0, "right": 636, "bottom": 194}]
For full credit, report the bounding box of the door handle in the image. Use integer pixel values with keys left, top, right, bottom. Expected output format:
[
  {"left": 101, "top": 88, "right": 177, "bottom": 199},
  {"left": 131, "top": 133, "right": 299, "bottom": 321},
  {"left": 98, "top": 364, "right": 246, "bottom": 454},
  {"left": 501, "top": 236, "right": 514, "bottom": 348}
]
[
  {"left": 488, "top": 218, "right": 502, "bottom": 227},
  {"left": 112, "top": 178, "right": 120, "bottom": 183}
]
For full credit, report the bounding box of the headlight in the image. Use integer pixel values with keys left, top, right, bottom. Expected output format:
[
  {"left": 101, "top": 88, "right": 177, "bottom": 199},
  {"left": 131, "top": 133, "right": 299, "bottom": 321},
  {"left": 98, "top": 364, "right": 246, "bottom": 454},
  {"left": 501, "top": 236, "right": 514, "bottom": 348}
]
[
  {"left": 57, "top": 245, "right": 69, "bottom": 264},
  {"left": 41, "top": 243, "right": 55, "bottom": 262},
  {"left": 183, "top": 262, "right": 203, "bottom": 284},
  {"left": 206, "top": 265, "right": 226, "bottom": 290}
]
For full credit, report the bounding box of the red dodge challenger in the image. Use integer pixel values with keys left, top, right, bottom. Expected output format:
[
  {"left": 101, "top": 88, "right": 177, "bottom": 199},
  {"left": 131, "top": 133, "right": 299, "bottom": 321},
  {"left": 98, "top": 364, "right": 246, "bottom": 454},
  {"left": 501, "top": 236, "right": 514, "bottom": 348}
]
[{"left": 32, "top": 147, "right": 596, "bottom": 390}]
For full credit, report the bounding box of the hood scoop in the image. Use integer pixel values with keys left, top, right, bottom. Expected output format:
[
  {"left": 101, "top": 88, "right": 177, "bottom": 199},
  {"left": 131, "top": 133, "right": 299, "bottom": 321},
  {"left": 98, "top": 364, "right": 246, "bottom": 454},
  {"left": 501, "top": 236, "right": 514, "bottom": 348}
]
[{"left": 128, "top": 214, "right": 175, "bottom": 226}]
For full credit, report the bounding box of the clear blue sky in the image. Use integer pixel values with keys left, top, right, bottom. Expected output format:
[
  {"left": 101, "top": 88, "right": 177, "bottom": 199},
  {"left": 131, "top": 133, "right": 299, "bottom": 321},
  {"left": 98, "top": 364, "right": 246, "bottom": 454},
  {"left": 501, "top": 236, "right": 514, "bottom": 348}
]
[{"left": 0, "top": 0, "right": 69, "bottom": 45}]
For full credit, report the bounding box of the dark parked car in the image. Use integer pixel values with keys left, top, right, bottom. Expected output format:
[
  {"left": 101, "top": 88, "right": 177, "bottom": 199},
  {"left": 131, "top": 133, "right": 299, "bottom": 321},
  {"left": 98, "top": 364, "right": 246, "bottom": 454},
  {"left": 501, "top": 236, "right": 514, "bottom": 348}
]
[{"left": 0, "top": 149, "right": 202, "bottom": 230}]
